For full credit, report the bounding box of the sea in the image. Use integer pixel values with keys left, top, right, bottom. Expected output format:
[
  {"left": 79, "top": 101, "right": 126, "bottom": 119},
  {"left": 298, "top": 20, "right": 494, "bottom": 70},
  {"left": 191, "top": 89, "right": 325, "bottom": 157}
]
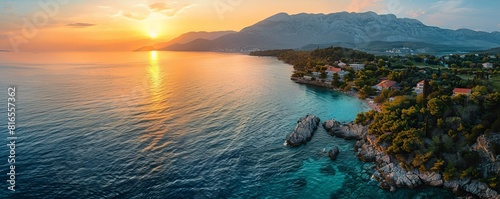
[{"left": 0, "top": 51, "right": 454, "bottom": 198}]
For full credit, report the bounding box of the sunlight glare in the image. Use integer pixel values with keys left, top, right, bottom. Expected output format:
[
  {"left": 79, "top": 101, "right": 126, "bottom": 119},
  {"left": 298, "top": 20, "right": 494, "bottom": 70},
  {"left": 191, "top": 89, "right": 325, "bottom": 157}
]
[{"left": 149, "top": 31, "right": 158, "bottom": 39}]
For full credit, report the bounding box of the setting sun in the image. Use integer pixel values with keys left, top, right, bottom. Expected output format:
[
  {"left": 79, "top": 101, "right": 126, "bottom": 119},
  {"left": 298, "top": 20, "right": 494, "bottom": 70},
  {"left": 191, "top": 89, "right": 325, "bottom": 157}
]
[{"left": 149, "top": 31, "right": 158, "bottom": 39}]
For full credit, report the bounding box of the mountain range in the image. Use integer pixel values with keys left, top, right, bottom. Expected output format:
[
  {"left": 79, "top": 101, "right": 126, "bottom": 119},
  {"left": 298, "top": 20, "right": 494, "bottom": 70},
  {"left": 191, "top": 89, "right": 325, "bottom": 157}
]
[
  {"left": 137, "top": 12, "right": 500, "bottom": 53},
  {"left": 134, "top": 31, "right": 236, "bottom": 51}
]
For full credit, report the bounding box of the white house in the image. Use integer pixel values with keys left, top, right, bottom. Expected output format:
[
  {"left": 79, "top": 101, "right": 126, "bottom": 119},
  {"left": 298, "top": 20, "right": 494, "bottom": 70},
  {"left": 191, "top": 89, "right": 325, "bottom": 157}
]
[
  {"left": 325, "top": 65, "right": 349, "bottom": 81},
  {"left": 414, "top": 80, "right": 425, "bottom": 94},
  {"left": 349, "top": 64, "right": 365, "bottom": 71},
  {"left": 483, "top": 63, "right": 494, "bottom": 69}
]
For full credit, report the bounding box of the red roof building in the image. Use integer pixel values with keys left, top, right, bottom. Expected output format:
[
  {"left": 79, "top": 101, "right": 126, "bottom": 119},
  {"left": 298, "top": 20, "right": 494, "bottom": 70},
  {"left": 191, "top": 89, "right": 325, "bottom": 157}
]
[
  {"left": 326, "top": 67, "right": 342, "bottom": 73},
  {"left": 374, "top": 80, "right": 397, "bottom": 90},
  {"left": 453, "top": 88, "right": 472, "bottom": 96}
]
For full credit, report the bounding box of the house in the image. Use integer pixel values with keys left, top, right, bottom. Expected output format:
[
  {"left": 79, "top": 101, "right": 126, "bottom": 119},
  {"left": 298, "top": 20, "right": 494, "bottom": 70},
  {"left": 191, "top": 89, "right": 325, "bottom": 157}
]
[
  {"left": 349, "top": 64, "right": 365, "bottom": 71},
  {"left": 325, "top": 65, "right": 349, "bottom": 81},
  {"left": 453, "top": 88, "right": 472, "bottom": 96},
  {"left": 414, "top": 80, "right": 425, "bottom": 94},
  {"left": 489, "top": 55, "right": 497, "bottom": 59},
  {"left": 483, "top": 63, "right": 494, "bottom": 69},
  {"left": 338, "top": 62, "right": 347, "bottom": 67},
  {"left": 326, "top": 66, "right": 342, "bottom": 74},
  {"left": 373, "top": 80, "right": 397, "bottom": 91},
  {"left": 312, "top": 72, "right": 320, "bottom": 78}
]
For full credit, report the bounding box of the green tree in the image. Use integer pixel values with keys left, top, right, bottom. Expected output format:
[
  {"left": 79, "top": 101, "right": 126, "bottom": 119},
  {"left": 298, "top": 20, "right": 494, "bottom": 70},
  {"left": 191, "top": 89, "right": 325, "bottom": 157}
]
[
  {"left": 319, "top": 71, "right": 327, "bottom": 79},
  {"left": 331, "top": 73, "right": 340, "bottom": 87},
  {"left": 358, "top": 85, "right": 375, "bottom": 99},
  {"left": 427, "top": 98, "right": 445, "bottom": 116}
]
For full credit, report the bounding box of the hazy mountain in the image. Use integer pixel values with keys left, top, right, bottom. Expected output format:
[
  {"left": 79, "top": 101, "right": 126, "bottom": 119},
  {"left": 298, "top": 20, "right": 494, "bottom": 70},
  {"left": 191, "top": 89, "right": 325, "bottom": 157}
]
[
  {"left": 134, "top": 31, "right": 236, "bottom": 51},
  {"left": 133, "top": 46, "right": 156, "bottom": 52},
  {"left": 162, "top": 12, "right": 500, "bottom": 53},
  {"left": 477, "top": 47, "right": 500, "bottom": 54}
]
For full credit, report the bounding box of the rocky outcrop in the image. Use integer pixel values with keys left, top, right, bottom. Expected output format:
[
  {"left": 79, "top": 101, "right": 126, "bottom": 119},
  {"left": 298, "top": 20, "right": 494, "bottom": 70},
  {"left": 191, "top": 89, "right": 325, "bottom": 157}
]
[
  {"left": 356, "top": 142, "right": 376, "bottom": 162},
  {"left": 473, "top": 134, "right": 500, "bottom": 180},
  {"left": 328, "top": 146, "right": 340, "bottom": 160},
  {"left": 444, "top": 178, "right": 500, "bottom": 199},
  {"left": 322, "top": 119, "right": 367, "bottom": 140},
  {"left": 327, "top": 118, "right": 499, "bottom": 198},
  {"left": 378, "top": 162, "right": 422, "bottom": 189},
  {"left": 474, "top": 134, "right": 500, "bottom": 162},
  {"left": 285, "top": 115, "right": 320, "bottom": 147},
  {"left": 419, "top": 171, "right": 443, "bottom": 187}
]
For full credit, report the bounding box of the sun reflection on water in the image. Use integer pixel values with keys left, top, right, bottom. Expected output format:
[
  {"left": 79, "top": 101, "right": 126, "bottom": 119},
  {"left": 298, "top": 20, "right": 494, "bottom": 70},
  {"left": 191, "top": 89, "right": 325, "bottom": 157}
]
[
  {"left": 141, "top": 50, "right": 170, "bottom": 152},
  {"left": 148, "top": 51, "right": 161, "bottom": 91}
]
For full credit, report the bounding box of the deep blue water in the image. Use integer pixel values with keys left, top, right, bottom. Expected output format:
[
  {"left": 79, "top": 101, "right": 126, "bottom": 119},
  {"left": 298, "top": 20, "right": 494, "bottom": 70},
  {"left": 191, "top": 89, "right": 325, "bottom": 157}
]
[{"left": 0, "top": 52, "right": 454, "bottom": 198}]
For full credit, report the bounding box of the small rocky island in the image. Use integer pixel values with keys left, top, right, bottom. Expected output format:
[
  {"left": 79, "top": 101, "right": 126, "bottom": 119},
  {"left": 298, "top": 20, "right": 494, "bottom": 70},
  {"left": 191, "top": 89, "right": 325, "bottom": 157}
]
[
  {"left": 285, "top": 115, "right": 320, "bottom": 147},
  {"left": 328, "top": 146, "right": 340, "bottom": 160}
]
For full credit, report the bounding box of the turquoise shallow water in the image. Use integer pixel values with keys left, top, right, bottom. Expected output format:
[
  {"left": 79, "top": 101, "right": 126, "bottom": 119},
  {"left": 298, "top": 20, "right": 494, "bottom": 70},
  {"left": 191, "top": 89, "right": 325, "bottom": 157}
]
[{"left": 0, "top": 51, "right": 454, "bottom": 198}]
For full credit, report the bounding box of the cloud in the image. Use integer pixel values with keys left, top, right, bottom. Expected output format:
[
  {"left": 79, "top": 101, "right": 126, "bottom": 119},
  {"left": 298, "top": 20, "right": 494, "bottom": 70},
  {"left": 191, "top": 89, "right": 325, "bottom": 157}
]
[
  {"left": 149, "top": 3, "right": 169, "bottom": 12},
  {"left": 430, "top": 0, "right": 473, "bottom": 14},
  {"left": 406, "top": 9, "right": 427, "bottom": 18},
  {"left": 147, "top": 1, "right": 195, "bottom": 17},
  {"left": 107, "top": 1, "right": 195, "bottom": 21},
  {"left": 348, "top": 0, "right": 380, "bottom": 12},
  {"left": 122, "top": 11, "right": 150, "bottom": 20},
  {"left": 2, "top": 1, "right": 13, "bottom": 11},
  {"left": 65, "top": 23, "right": 96, "bottom": 28}
]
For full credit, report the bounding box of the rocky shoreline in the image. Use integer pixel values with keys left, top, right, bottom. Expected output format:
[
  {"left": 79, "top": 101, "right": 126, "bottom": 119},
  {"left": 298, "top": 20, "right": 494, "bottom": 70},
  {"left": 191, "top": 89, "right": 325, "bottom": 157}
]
[
  {"left": 288, "top": 77, "right": 499, "bottom": 198},
  {"left": 322, "top": 119, "right": 500, "bottom": 199}
]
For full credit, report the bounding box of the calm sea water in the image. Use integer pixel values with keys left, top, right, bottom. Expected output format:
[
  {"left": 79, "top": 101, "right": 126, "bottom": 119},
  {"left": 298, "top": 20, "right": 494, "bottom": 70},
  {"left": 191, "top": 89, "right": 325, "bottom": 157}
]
[{"left": 0, "top": 51, "right": 453, "bottom": 198}]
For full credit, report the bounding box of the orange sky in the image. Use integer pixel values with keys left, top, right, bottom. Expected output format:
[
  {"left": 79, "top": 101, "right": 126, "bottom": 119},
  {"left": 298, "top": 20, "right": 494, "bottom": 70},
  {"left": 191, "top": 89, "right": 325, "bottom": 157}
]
[{"left": 0, "top": 0, "right": 498, "bottom": 52}]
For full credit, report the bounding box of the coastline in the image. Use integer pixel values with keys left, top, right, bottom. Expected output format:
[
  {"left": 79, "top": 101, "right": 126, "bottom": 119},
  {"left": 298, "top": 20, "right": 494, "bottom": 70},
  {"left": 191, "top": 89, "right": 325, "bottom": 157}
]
[
  {"left": 292, "top": 76, "right": 499, "bottom": 199},
  {"left": 291, "top": 77, "right": 381, "bottom": 112}
]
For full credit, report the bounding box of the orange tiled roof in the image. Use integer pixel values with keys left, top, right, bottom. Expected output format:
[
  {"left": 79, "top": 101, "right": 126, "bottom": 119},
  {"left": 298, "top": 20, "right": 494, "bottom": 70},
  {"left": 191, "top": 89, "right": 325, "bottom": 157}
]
[
  {"left": 377, "top": 80, "right": 397, "bottom": 88},
  {"left": 326, "top": 67, "right": 342, "bottom": 73},
  {"left": 453, "top": 88, "right": 471, "bottom": 94}
]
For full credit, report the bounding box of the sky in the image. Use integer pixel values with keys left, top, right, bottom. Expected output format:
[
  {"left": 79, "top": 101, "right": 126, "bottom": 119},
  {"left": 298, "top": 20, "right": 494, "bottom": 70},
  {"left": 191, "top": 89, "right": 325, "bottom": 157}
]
[{"left": 1, "top": 0, "right": 499, "bottom": 52}]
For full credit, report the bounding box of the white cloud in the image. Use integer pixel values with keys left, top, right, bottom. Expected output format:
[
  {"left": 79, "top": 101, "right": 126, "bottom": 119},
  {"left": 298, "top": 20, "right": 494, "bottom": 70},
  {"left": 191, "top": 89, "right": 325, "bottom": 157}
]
[
  {"left": 106, "top": 0, "right": 195, "bottom": 21},
  {"left": 406, "top": 9, "right": 426, "bottom": 18},
  {"left": 348, "top": 0, "right": 380, "bottom": 12},
  {"left": 430, "top": 0, "right": 474, "bottom": 14},
  {"left": 147, "top": 1, "right": 196, "bottom": 17}
]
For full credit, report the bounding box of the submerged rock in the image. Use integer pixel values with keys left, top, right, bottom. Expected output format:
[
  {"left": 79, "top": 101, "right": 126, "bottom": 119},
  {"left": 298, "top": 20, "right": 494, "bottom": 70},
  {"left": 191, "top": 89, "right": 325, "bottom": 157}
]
[
  {"left": 328, "top": 146, "right": 340, "bottom": 160},
  {"left": 285, "top": 115, "right": 320, "bottom": 147},
  {"left": 292, "top": 178, "right": 307, "bottom": 188},
  {"left": 320, "top": 164, "right": 336, "bottom": 175}
]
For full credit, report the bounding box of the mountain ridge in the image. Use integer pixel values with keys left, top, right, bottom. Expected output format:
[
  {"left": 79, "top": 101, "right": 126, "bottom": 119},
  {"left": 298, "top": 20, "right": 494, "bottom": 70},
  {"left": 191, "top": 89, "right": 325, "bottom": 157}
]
[
  {"left": 134, "top": 31, "right": 236, "bottom": 51},
  {"left": 160, "top": 12, "right": 500, "bottom": 53}
]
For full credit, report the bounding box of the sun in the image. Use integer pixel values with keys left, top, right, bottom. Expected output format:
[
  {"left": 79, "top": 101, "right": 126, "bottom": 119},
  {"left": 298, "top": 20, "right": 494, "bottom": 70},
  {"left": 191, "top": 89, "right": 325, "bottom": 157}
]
[{"left": 149, "top": 31, "right": 158, "bottom": 39}]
